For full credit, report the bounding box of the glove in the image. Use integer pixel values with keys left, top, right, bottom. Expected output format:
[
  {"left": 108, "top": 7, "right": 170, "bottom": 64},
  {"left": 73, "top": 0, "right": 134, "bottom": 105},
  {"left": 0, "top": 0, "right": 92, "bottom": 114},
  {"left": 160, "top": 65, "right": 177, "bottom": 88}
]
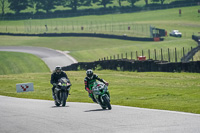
[
  {"left": 53, "top": 83, "right": 57, "bottom": 86},
  {"left": 67, "top": 82, "right": 71, "bottom": 86},
  {"left": 88, "top": 89, "right": 93, "bottom": 94},
  {"left": 105, "top": 82, "right": 109, "bottom": 86}
]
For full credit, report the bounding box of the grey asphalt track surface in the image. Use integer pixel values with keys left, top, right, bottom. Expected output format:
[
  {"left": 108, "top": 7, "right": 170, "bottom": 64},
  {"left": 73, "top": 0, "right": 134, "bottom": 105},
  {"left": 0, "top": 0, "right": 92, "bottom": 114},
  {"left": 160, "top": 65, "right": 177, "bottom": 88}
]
[
  {"left": 0, "top": 46, "right": 77, "bottom": 71},
  {"left": 0, "top": 95, "right": 200, "bottom": 133}
]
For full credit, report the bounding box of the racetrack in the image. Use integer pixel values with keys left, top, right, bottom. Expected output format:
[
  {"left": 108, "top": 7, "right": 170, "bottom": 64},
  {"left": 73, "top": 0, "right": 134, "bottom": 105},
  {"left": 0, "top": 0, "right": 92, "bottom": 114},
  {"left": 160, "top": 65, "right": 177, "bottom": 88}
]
[
  {"left": 0, "top": 95, "right": 200, "bottom": 133},
  {"left": 0, "top": 46, "right": 77, "bottom": 71}
]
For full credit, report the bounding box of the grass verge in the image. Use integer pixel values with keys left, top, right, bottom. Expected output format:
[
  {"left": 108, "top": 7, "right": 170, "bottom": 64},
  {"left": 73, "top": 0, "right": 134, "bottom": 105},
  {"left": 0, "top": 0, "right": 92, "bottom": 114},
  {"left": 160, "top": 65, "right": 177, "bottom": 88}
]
[{"left": 0, "top": 51, "right": 50, "bottom": 75}]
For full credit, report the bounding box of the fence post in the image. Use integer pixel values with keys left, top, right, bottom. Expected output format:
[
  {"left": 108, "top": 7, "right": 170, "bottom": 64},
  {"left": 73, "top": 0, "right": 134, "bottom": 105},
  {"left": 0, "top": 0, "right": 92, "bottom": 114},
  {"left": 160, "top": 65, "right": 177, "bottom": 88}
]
[
  {"left": 121, "top": 53, "right": 123, "bottom": 59},
  {"left": 148, "top": 49, "right": 150, "bottom": 60},
  {"left": 183, "top": 47, "right": 185, "bottom": 62},
  {"left": 175, "top": 48, "right": 177, "bottom": 62},
  {"left": 142, "top": 50, "right": 144, "bottom": 56},
  {"left": 131, "top": 52, "right": 133, "bottom": 60},
  {"left": 110, "top": 56, "right": 112, "bottom": 60},
  {"left": 154, "top": 49, "right": 157, "bottom": 60},
  {"left": 114, "top": 55, "right": 115, "bottom": 60},
  {"left": 168, "top": 48, "right": 170, "bottom": 62},
  {"left": 126, "top": 52, "right": 127, "bottom": 59},
  {"left": 191, "top": 47, "right": 193, "bottom": 61},
  {"left": 117, "top": 54, "right": 119, "bottom": 59},
  {"left": 161, "top": 48, "right": 163, "bottom": 61},
  {"left": 136, "top": 51, "right": 138, "bottom": 60}
]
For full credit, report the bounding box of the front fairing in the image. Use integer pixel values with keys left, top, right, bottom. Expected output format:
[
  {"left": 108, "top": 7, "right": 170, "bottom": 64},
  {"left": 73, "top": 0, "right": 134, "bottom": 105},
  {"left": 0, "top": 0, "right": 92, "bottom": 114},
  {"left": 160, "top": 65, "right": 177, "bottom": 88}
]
[
  {"left": 55, "top": 77, "right": 71, "bottom": 92},
  {"left": 92, "top": 82, "right": 109, "bottom": 102}
]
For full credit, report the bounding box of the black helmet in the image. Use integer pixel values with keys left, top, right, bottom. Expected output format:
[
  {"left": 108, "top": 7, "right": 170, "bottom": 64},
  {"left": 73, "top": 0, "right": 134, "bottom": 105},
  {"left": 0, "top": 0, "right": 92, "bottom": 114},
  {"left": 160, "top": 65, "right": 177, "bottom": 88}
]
[
  {"left": 55, "top": 66, "right": 62, "bottom": 74},
  {"left": 86, "top": 69, "right": 93, "bottom": 79}
]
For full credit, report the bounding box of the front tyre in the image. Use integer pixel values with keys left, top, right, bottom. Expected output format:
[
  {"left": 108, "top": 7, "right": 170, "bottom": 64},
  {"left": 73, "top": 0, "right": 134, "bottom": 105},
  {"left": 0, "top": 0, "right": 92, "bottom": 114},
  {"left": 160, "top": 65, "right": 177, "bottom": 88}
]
[
  {"left": 54, "top": 92, "right": 61, "bottom": 106},
  {"left": 55, "top": 100, "right": 60, "bottom": 106},
  {"left": 102, "top": 95, "right": 112, "bottom": 110},
  {"left": 61, "top": 92, "right": 67, "bottom": 106}
]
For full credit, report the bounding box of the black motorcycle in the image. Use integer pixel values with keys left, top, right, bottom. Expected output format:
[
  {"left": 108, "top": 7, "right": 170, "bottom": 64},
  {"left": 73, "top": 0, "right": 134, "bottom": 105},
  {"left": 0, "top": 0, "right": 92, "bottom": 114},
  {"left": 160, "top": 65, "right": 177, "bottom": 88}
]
[{"left": 54, "top": 77, "right": 71, "bottom": 106}]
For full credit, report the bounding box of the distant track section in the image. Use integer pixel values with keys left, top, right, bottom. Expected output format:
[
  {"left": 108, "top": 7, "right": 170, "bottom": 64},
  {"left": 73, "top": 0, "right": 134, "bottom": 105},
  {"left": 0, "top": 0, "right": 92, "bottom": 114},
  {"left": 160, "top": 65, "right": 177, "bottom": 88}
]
[{"left": 0, "top": 46, "right": 77, "bottom": 71}]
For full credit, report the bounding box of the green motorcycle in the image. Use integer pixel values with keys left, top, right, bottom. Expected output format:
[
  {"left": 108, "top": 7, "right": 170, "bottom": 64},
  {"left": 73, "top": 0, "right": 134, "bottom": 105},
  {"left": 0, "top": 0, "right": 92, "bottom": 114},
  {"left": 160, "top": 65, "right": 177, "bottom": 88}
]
[{"left": 92, "top": 81, "right": 111, "bottom": 110}]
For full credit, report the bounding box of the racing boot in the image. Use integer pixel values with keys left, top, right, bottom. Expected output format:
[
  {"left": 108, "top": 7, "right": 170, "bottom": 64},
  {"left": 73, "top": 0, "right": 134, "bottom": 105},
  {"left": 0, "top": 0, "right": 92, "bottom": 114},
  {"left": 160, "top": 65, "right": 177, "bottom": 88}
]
[
  {"left": 91, "top": 97, "right": 97, "bottom": 103},
  {"left": 89, "top": 94, "right": 97, "bottom": 103},
  {"left": 52, "top": 93, "right": 56, "bottom": 100}
]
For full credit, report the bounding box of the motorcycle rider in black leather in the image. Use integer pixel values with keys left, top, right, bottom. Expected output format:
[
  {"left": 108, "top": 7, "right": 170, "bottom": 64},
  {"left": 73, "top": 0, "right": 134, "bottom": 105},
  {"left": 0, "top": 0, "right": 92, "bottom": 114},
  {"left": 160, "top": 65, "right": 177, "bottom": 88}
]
[{"left": 50, "top": 66, "right": 70, "bottom": 99}]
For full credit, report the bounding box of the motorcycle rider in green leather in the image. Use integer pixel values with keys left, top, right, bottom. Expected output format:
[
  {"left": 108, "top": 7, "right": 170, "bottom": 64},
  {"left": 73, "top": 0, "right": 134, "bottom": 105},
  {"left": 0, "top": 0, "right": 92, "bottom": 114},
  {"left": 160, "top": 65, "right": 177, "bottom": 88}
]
[{"left": 84, "top": 69, "right": 109, "bottom": 103}]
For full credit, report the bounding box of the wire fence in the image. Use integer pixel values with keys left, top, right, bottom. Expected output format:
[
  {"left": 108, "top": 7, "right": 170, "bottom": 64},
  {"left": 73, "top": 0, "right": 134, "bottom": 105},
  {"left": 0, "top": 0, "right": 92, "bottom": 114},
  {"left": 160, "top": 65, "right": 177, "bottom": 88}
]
[{"left": 0, "top": 20, "right": 151, "bottom": 37}]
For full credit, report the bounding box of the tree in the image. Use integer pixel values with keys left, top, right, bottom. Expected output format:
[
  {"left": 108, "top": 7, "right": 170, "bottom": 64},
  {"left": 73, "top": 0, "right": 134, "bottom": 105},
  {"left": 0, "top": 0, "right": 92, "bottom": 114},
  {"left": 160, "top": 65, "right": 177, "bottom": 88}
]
[
  {"left": 61, "top": 0, "right": 92, "bottom": 11},
  {"left": 0, "top": 0, "right": 8, "bottom": 15},
  {"left": 8, "top": 0, "right": 30, "bottom": 14},
  {"left": 35, "top": 0, "right": 59, "bottom": 13},
  {"left": 144, "top": 0, "right": 148, "bottom": 6},
  {"left": 127, "top": 0, "right": 140, "bottom": 8},
  {"left": 93, "top": 0, "right": 113, "bottom": 9},
  {"left": 151, "top": 0, "right": 165, "bottom": 5},
  {"left": 29, "top": 0, "right": 40, "bottom": 13},
  {"left": 118, "top": 0, "right": 126, "bottom": 7}
]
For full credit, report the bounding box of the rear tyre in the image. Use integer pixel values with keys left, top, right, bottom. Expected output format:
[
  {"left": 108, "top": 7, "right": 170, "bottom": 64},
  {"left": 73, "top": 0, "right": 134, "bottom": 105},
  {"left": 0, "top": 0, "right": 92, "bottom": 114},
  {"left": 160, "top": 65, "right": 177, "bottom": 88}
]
[{"left": 102, "top": 95, "right": 112, "bottom": 110}]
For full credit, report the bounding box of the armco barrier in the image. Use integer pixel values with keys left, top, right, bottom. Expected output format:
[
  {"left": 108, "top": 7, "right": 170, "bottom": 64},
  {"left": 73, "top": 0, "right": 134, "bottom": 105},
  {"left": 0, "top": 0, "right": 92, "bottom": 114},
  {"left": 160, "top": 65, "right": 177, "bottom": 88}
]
[
  {"left": 62, "top": 59, "right": 200, "bottom": 73},
  {"left": 192, "top": 35, "right": 200, "bottom": 43},
  {"left": 0, "top": 32, "right": 164, "bottom": 41}
]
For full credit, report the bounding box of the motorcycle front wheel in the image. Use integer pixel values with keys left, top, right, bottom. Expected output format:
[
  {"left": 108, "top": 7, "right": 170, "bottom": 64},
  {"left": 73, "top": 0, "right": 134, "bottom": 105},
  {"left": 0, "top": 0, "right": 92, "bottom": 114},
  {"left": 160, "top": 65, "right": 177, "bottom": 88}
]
[
  {"left": 61, "top": 91, "right": 68, "bottom": 106},
  {"left": 102, "top": 95, "right": 112, "bottom": 110},
  {"left": 55, "top": 93, "right": 60, "bottom": 106}
]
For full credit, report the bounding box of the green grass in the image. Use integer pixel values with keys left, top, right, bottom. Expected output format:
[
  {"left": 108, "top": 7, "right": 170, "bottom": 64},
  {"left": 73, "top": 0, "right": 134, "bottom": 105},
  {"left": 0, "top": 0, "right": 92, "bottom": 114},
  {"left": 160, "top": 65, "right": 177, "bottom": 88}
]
[
  {"left": 0, "top": 51, "right": 50, "bottom": 75},
  {"left": 194, "top": 51, "right": 200, "bottom": 61},
  {"left": 0, "top": 70, "right": 200, "bottom": 114}
]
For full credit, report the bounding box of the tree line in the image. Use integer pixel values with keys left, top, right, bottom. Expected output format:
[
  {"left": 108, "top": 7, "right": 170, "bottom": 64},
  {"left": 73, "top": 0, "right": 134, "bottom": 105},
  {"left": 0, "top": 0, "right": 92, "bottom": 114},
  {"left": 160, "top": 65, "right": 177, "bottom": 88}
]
[{"left": 0, "top": 0, "right": 199, "bottom": 15}]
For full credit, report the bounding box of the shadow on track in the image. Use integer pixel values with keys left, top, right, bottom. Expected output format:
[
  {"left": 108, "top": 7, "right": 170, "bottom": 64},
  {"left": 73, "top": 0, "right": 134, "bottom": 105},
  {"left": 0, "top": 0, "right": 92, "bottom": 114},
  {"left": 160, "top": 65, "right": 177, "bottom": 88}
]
[
  {"left": 84, "top": 109, "right": 109, "bottom": 112},
  {"left": 51, "top": 106, "right": 70, "bottom": 108}
]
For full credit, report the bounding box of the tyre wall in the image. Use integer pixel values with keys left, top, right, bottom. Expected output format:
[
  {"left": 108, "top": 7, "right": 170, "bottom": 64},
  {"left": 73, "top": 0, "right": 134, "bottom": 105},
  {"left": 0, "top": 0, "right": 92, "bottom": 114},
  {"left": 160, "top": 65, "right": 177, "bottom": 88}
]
[{"left": 62, "top": 60, "right": 200, "bottom": 73}]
